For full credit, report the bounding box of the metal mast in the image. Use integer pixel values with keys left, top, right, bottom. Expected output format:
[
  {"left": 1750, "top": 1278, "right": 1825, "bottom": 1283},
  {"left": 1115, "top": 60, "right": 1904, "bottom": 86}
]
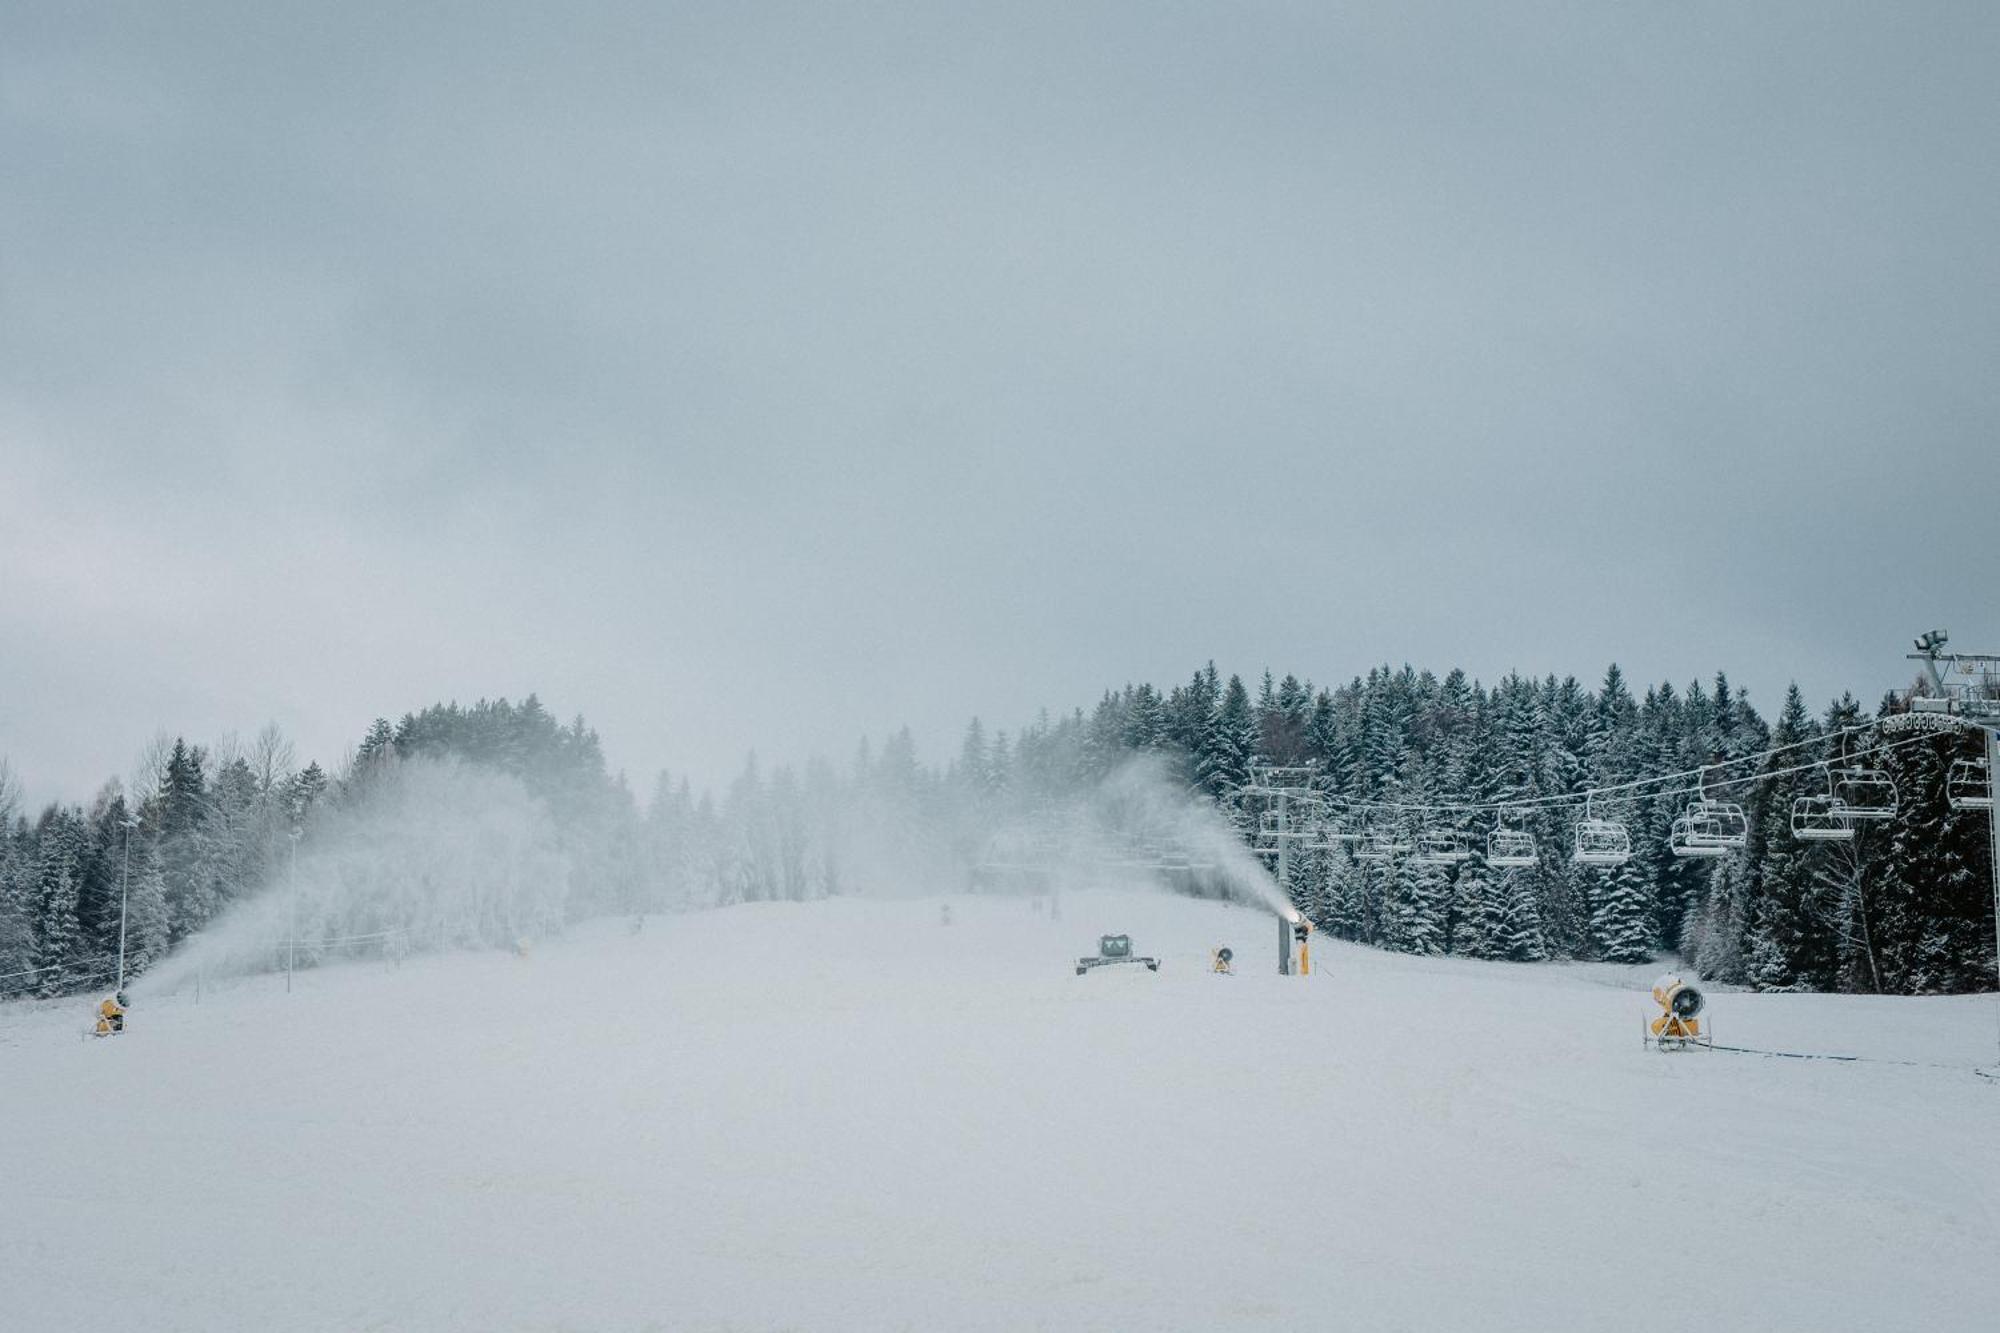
[
  {"left": 1906, "top": 630, "right": 2000, "bottom": 1057},
  {"left": 1240, "top": 763, "right": 1322, "bottom": 973}
]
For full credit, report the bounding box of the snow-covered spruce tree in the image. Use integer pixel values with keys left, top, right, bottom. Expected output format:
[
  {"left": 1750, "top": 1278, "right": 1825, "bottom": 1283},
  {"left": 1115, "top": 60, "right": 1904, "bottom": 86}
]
[
  {"left": 1122, "top": 684, "right": 1167, "bottom": 752},
  {"left": 1691, "top": 858, "right": 1751, "bottom": 984},
  {"left": 1492, "top": 870, "right": 1548, "bottom": 961},
  {"left": 0, "top": 837, "right": 34, "bottom": 985},
  {"left": 1164, "top": 664, "right": 1221, "bottom": 791},
  {"left": 123, "top": 839, "right": 171, "bottom": 975},
  {"left": 156, "top": 739, "right": 215, "bottom": 944},
  {"left": 33, "top": 809, "right": 87, "bottom": 997},
  {"left": 1293, "top": 840, "right": 1335, "bottom": 932},
  {"left": 1323, "top": 851, "right": 1368, "bottom": 941},
  {"left": 1745, "top": 686, "right": 1830, "bottom": 992},
  {"left": 1257, "top": 672, "right": 1314, "bottom": 766},
  {"left": 1586, "top": 857, "right": 1655, "bottom": 963},
  {"left": 1197, "top": 674, "right": 1255, "bottom": 798},
  {"left": 1388, "top": 856, "right": 1450, "bottom": 956},
  {"left": 1448, "top": 862, "right": 1500, "bottom": 959}
]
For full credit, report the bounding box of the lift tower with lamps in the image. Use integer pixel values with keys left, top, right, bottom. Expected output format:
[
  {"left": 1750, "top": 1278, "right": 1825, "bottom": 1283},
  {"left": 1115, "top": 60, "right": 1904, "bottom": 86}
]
[
  {"left": 1240, "top": 763, "right": 1322, "bottom": 974},
  {"left": 1905, "top": 630, "right": 2000, "bottom": 1058}
]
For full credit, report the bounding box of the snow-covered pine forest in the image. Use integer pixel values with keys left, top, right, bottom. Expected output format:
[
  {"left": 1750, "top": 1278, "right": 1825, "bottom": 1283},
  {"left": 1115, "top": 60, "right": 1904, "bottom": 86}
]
[{"left": 3, "top": 662, "right": 1993, "bottom": 1003}]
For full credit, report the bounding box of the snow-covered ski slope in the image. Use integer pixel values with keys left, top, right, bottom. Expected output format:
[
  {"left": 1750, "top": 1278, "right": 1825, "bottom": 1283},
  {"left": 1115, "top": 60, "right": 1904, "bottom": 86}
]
[{"left": 4, "top": 890, "right": 1996, "bottom": 1332}]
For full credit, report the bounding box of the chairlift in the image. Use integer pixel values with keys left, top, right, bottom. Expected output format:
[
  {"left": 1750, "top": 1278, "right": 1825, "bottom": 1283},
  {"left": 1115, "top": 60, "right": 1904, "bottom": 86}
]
[
  {"left": 1673, "top": 769, "right": 1749, "bottom": 855},
  {"left": 1947, "top": 757, "right": 1993, "bottom": 811},
  {"left": 1572, "top": 796, "right": 1632, "bottom": 866},
  {"left": 1352, "top": 824, "right": 1411, "bottom": 862},
  {"left": 1486, "top": 820, "right": 1538, "bottom": 868},
  {"left": 1351, "top": 835, "right": 1390, "bottom": 862},
  {"left": 1789, "top": 793, "right": 1855, "bottom": 842},
  {"left": 1415, "top": 829, "right": 1472, "bottom": 865},
  {"left": 1258, "top": 810, "right": 1312, "bottom": 839},
  {"left": 1830, "top": 768, "right": 1897, "bottom": 821},
  {"left": 1669, "top": 809, "right": 1730, "bottom": 858}
]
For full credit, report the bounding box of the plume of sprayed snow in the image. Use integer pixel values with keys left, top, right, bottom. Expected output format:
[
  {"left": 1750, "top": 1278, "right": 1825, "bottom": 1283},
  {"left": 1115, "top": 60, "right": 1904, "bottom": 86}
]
[
  {"left": 949, "top": 754, "right": 1294, "bottom": 918},
  {"left": 1094, "top": 757, "right": 1296, "bottom": 917},
  {"left": 133, "top": 748, "right": 1293, "bottom": 998},
  {"left": 134, "top": 755, "right": 568, "bottom": 997}
]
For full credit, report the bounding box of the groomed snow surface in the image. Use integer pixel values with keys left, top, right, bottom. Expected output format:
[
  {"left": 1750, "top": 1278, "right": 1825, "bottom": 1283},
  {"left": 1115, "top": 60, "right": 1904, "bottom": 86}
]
[{"left": 5, "top": 890, "right": 1997, "bottom": 1332}]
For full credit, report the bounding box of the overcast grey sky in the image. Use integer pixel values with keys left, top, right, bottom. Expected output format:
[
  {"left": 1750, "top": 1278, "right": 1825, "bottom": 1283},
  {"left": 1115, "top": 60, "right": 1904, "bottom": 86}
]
[{"left": 4, "top": 2, "right": 1997, "bottom": 807}]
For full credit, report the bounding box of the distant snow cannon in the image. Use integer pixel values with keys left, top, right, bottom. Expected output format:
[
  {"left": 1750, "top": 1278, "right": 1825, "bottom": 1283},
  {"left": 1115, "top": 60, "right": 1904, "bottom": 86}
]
[
  {"left": 1646, "top": 974, "right": 1711, "bottom": 1051},
  {"left": 1277, "top": 911, "right": 1312, "bottom": 976},
  {"left": 1212, "top": 946, "right": 1234, "bottom": 974}
]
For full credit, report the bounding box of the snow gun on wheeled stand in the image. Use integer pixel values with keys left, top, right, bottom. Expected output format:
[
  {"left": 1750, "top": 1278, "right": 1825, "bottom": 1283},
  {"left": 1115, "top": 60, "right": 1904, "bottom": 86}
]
[{"left": 1645, "top": 974, "right": 1712, "bottom": 1051}]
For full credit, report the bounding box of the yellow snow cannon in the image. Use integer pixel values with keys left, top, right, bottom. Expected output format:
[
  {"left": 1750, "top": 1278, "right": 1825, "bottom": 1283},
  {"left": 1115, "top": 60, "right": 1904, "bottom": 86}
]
[
  {"left": 93, "top": 991, "right": 127, "bottom": 1037},
  {"left": 1211, "top": 946, "right": 1234, "bottom": 974},
  {"left": 1646, "top": 973, "right": 1710, "bottom": 1051}
]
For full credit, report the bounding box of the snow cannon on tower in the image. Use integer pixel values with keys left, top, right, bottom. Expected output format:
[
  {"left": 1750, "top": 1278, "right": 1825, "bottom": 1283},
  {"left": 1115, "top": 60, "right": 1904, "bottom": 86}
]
[
  {"left": 1645, "top": 974, "right": 1711, "bottom": 1051},
  {"left": 1275, "top": 910, "right": 1312, "bottom": 976}
]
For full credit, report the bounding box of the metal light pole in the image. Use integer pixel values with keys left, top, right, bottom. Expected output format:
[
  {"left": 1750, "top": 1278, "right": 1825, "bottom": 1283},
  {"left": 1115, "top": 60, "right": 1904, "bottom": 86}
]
[
  {"left": 116, "top": 812, "right": 139, "bottom": 993},
  {"left": 287, "top": 826, "right": 302, "bottom": 994}
]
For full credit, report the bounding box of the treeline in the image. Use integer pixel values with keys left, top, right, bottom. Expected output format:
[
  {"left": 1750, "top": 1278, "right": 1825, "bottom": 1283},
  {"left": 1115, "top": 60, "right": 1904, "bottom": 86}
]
[
  {"left": 936, "top": 661, "right": 1991, "bottom": 993},
  {"left": 3, "top": 663, "right": 1993, "bottom": 1000},
  {"left": 1141, "top": 664, "right": 1993, "bottom": 995}
]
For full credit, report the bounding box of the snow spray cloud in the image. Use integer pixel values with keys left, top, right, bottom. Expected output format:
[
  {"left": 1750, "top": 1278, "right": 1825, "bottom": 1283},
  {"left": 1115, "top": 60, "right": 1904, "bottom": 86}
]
[
  {"left": 132, "top": 744, "right": 1292, "bottom": 998},
  {"left": 949, "top": 754, "right": 1294, "bottom": 918},
  {"left": 134, "top": 755, "right": 570, "bottom": 998}
]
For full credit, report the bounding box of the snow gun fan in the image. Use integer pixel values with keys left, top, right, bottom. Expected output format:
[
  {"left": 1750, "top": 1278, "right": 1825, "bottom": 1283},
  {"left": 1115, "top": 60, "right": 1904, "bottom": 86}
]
[{"left": 1645, "top": 974, "right": 1711, "bottom": 1051}]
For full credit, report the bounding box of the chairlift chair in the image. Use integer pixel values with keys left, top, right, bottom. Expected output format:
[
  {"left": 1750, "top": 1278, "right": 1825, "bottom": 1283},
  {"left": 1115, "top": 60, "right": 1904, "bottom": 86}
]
[
  {"left": 1789, "top": 794, "right": 1855, "bottom": 842},
  {"left": 1572, "top": 797, "right": 1632, "bottom": 866},
  {"left": 1673, "top": 770, "right": 1749, "bottom": 855},
  {"left": 1947, "top": 757, "right": 1993, "bottom": 811},
  {"left": 1669, "top": 811, "right": 1728, "bottom": 858},
  {"left": 1669, "top": 799, "right": 1747, "bottom": 858},
  {"left": 1415, "top": 829, "right": 1472, "bottom": 865},
  {"left": 1672, "top": 768, "right": 1752, "bottom": 852},
  {"left": 1353, "top": 826, "right": 1410, "bottom": 861},
  {"left": 1830, "top": 768, "right": 1897, "bottom": 821},
  {"left": 1487, "top": 826, "right": 1538, "bottom": 868}
]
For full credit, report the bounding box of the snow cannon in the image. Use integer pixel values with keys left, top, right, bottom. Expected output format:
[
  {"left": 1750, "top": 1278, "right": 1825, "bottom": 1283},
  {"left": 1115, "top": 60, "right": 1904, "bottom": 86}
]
[
  {"left": 1645, "top": 973, "right": 1710, "bottom": 1051},
  {"left": 1292, "top": 917, "right": 1312, "bottom": 977},
  {"left": 1212, "top": 946, "right": 1234, "bottom": 974},
  {"left": 92, "top": 992, "right": 127, "bottom": 1038}
]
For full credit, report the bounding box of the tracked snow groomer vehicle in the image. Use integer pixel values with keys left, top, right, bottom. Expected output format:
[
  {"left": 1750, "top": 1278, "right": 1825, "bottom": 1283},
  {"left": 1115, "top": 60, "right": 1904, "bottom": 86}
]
[{"left": 1075, "top": 934, "right": 1160, "bottom": 976}]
